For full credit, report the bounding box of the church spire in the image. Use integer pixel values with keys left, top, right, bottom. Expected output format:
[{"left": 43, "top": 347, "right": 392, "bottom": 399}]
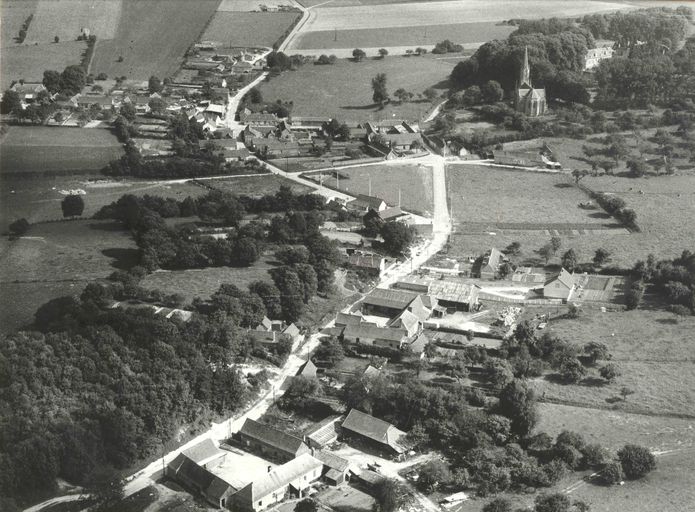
[{"left": 520, "top": 46, "right": 531, "bottom": 88}]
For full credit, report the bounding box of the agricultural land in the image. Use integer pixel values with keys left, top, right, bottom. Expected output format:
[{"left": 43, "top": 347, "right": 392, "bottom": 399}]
[{"left": 202, "top": 12, "right": 302, "bottom": 49}]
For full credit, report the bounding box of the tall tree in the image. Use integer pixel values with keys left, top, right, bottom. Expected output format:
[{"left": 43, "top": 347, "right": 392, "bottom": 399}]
[
  {"left": 371, "top": 73, "right": 389, "bottom": 105},
  {"left": 61, "top": 195, "right": 85, "bottom": 218}
]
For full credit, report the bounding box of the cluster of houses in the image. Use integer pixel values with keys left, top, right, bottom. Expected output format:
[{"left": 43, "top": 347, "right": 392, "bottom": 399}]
[
  {"left": 246, "top": 316, "right": 302, "bottom": 349},
  {"left": 166, "top": 408, "right": 408, "bottom": 511}
]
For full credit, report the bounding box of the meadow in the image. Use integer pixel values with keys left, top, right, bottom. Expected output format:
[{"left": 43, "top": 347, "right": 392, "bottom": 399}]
[
  {"left": 258, "top": 55, "right": 451, "bottom": 122},
  {"left": 304, "top": 162, "right": 434, "bottom": 215},
  {"left": 0, "top": 127, "right": 124, "bottom": 175},
  {"left": 293, "top": 22, "right": 514, "bottom": 50},
  {"left": 24, "top": 0, "right": 121, "bottom": 44},
  {"left": 207, "top": 174, "right": 312, "bottom": 196},
  {"left": 90, "top": 0, "right": 221, "bottom": 80},
  {"left": 0, "top": 0, "right": 37, "bottom": 47},
  {"left": 0, "top": 220, "right": 137, "bottom": 333},
  {"left": 202, "top": 12, "right": 301, "bottom": 48},
  {"left": 0, "top": 41, "right": 85, "bottom": 89}
]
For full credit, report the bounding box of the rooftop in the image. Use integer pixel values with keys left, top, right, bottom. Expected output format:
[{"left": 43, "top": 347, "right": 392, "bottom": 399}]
[
  {"left": 341, "top": 409, "right": 406, "bottom": 453},
  {"left": 238, "top": 418, "right": 307, "bottom": 455},
  {"left": 235, "top": 453, "right": 322, "bottom": 502}
]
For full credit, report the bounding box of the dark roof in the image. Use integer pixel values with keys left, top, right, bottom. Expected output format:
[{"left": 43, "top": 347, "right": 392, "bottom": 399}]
[
  {"left": 347, "top": 253, "right": 384, "bottom": 270},
  {"left": 314, "top": 449, "right": 350, "bottom": 472},
  {"left": 352, "top": 194, "right": 387, "bottom": 210},
  {"left": 379, "top": 207, "right": 405, "bottom": 221},
  {"left": 182, "top": 439, "right": 222, "bottom": 464},
  {"left": 363, "top": 287, "right": 420, "bottom": 310},
  {"left": 238, "top": 418, "right": 307, "bottom": 455},
  {"left": 342, "top": 410, "right": 406, "bottom": 453},
  {"left": 343, "top": 323, "right": 408, "bottom": 343}
]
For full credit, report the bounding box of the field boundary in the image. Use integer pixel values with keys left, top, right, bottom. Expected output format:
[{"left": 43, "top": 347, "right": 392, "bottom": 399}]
[{"left": 538, "top": 396, "right": 695, "bottom": 420}]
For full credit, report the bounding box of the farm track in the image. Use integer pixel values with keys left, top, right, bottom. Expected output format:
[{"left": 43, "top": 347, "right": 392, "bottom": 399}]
[{"left": 538, "top": 396, "right": 695, "bottom": 420}]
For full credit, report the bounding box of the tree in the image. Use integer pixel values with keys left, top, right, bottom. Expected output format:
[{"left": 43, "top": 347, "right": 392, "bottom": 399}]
[
  {"left": 378, "top": 48, "right": 389, "bottom": 58},
  {"left": 481, "top": 80, "right": 504, "bottom": 103},
  {"left": 373, "top": 478, "right": 406, "bottom": 512},
  {"left": 372, "top": 73, "right": 389, "bottom": 105},
  {"left": 380, "top": 222, "right": 415, "bottom": 256},
  {"left": 423, "top": 87, "right": 438, "bottom": 102},
  {"left": 497, "top": 380, "right": 538, "bottom": 437},
  {"left": 418, "top": 459, "right": 451, "bottom": 492},
  {"left": 148, "top": 75, "right": 162, "bottom": 94},
  {"left": 54, "top": 35, "right": 60, "bottom": 43},
  {"left": 572, "top": 169, "right": 588, "bottom": 184},
  {"left": 120, "top": 103, "right": 136, "bottom": 122},
  {"left": 148, "top": 97, "right": 166, "bottom": 114},
  {"left": 271, "top": 267, "right": 305, "bottom": 322},
  {"left": 534, "top": 493, "right": 571, "bottom": 512},
  {"left": 584, "top": 341, "right": 610, "bottom": 365},
  {"left": 283, "top": 375, "right": 322, "bottom": 411},
  {"left": 550, "top": 236, "right": 562, "bottom": 254},
  {"left": 42, "top": 70, "right": 62, "bottom": 94},
  {"left": 626, "top": 158, "right": 648, "bottom": 177},
  {"left": 618, "top": 444, "right": 656, "bottom": 479},
  {"left": 84, "top": 467, "right": 125, "bottom": 511},
  {"left": 352, "top": 48, "right": 366, "bottom": 62},
  {"left": 60, "top": 65, "right": 87, "bottom": 95},
  {"left": 0, "top": 89, "right": 21, "bottom": 114},
  {"left": 620, "top": 386, "right": 634, "bottom": 401},
  {"left": 248, "top": 88, "right": 263, "bottom": 104},
  {"left": 561, "top": 249, "right": 578, "bottom": 272},
  {"left": 394, "top": 88, "right": 412, "bottom": 103},
  {"left": 314, "top": 337, "right": 344, "bottom": 367},
  {"left": 601, "top": 461, "right": 624, "bottom": 485},
  {"left": 61, "top": 194, "right": 85, "bottom": 218},
  {"left": 538, "top": 244, "right": 554, "bottom": 264},
  {"left": 482, "top": 498, "right": 513, "bottom": 512},
  {"left": 9, "top": 218, "right": 30, "bottom": 236},
  {"left": 504, "top": 241, "right": 521, "bottom": 256},
  {"left": 593, "top": 248, "right": 611, "bottom": 267},
  {"left": 599, "top": 363, "right": 620, "bottom": 383},
  {"left": 559, "top": 357, "right": 586, "bottom": 383},
  {"left": 294, "top": 498, "right": 318, "bottom": 512}
]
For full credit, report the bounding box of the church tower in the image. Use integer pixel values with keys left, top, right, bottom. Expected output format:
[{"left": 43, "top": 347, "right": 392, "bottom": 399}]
[
  {"left": 520, "top": 46, "right": 532, "bottom": 88},
  {"left": 516, "top": 46, "right": 547, "bottom": 116}
]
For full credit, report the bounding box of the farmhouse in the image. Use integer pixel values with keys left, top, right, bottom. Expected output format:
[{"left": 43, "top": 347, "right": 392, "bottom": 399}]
[
  {"left": 237, "top": 418, "right": 311, "bottom": 462},
  {"left": 364, "top": 206, "right": 406, "bottom": 224},
  {"left": 241, "top": 109, "right": 279, "bottom": 126},
  {"left": 395, "top": 276, "right": 480, "bottom": 312},
  {"left": 516, "top": 47, "right": 547, "bottom": 116},
  {"left": 543, "top": 268, "right": 577, "bottom": 300},
  {"left": 361, "top": 287, "right": 422, "bottom": 317},
  {"left": 347, "top": 194, "right": 388, "bottom": 213},
  {"left": 346, "top": 252, "right": 389, "bottom": 277},
  {"left": 231, "top": 454, "right": 323, "bottom": 512},
  {"left": 340, "top": 409, "right": 407, "bottom": 457},
  {"left": 10, "top": 82, "right": 47, "bottom": 105},
  {"left": 342, "top": 322, "right": 410, "bottom": 350},
  {"left": 478, "top": 247, "right": 505, "bottom": 279},
  {"left": 493, "top": 139, "right": 561, "bottom": 169}
]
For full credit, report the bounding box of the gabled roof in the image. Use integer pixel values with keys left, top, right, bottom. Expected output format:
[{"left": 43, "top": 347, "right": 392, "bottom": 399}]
[
  {"left": 283, "top": 323, "right": 300, "bottom": 338},
  {"left": 235, "top": 453, "right": 322, "bottom": 503},
  {"left": 379, "top": 207, "right": 405, "bottom": 221},
  {"left": 170, "top": 454, "right": 234, "bottom": 500},
  {"left": 388, "top": 309, "right": 419, "bottom": 332},
  {"left": 347, "top": 253, "right": 384, "bottom": 270},
  {"left": 342, "top": 323, "right": 408, "bottom": 343},
  {"left": 363, "top": 287, "right": 421, "bottom": 310},
  {"left": 335, "top": 311, "right": 365, "bottom": 327},
  {"left": 314, "top": 449, "right": 351, "bottom": 473},
  {"left": 305, "top": 415, "right": 342, "bottom": 446},
  {"left": 256, "top": 316, "right": 273, "bottom": 331},
  {"left": 341, "top": 409, "right": 406, "bottom": 453},
  {"left": 182, "top": 439, "right": 222, "bottom": 464},
  {"left": 546, "top": 268, "right": 576, "bottom": 288},
  {"left": 362, "top": 365, "right": 381, "bottom": 379},
  {"left": 297, "top": 359, "right": 317, "bottom": 378},
  {"left": 352, "top": 194, "right": 387, "bottom": 210},
  {"left": 406, "top": 333, "right": 429, "bottom": 354},
  {"left": 238, "top": 419, "right": 307, "bottom": 455},
  {"left": 483, "top": 248, "right": 504, "bottom": 270}
]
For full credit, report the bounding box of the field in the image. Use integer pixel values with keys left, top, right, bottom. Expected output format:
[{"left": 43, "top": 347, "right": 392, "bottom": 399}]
[
  {"left": 90, "top": 0, "right": 221, "bottom": 80},
  {"left": 24, "top": 0, "right": 121, "bottom": 44},
  {"left": 208, "top": 174, "right": 313, "bottom": 196},
  {"left": 444, "top": 165, "right": 695, "bottom": 269},
  {"left": 294, "top": 22, "right": 514, "bottom": 50},
  {"left": 529, "top": 308, "right": 695, "bottom": 417},
  {"left": 0, "top": 41, "right": 86, "bottom": 89},
  {"left": 0, "top": 0, "right": 38, "bottom": 47},
  {"left": 140, "top": 261, "right": 276, "bottom": 303},
  {"left": 304, "top": 162, "right": 434, "bottom": 215},
  {"left": 0, "top": 220, "right": 137, "bottom": 333},
  {"left": 202, "top": 12, "right": 301, "bottom": 48},
  {"left": 258, "top": 55, "right": 452, "bottom": 122}
]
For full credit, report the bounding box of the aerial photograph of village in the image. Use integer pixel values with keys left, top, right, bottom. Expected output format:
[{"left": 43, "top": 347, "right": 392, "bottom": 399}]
[{"left": 1, "top": 0, "right": 694, "bottom": 511}]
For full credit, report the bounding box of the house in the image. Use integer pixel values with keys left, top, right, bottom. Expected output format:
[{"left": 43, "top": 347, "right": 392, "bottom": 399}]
[
  {"left": 342, "top": 323, "right": 410, "bottom": 350},
  {"left": 334, "top": 311, "right": 366, "bottom": 328},
  {"left": 10, "top": 82, "right": 47, "bottom": 104},
  {"left": 181, "top": 439, "right": 226, "bottom": 469},
  {"left": 282, "top": 323, "right": 301, "bottom": 343},
  {"left": 250, "top": 138, "right": 301, "bottom": 158},
  {"left": 296, "top": 359, "right": 317, "bottom": 378},
  {"left": 543, "top": 268, "right": 577, "bottom": 300},
  {"left": 240, "top": 110, "right": 278, "bottom": 126},
  {"left": 516, "top": 47, "right": 547, "bottom": 116},
  {"left": 340, "top": 409, "right": 407, "bottom": 456},
  {"left": 304, "top": 416, "right": 342, "bottom": 450},
  {"left": 165, "top": 455, "right": 236, "bottom": 508},
  {"left": 387, "top": 309, "right": 421, "bottom": 338},
  {"left": 585, "top": 42, "right": 615, "bottom": 70},
  {"left": 237, "top": 419, "right": 311, "bottom": 462},
  {"left": 479, "top": 248, "right": 505, "bottom": 279},
  {"left": 75, "top": 94, "right": 115, "bottom": 110},
  {"left": 231, "top": 453, "right": 323, "bottom": 512},
  {"left": 378, "top": 207, "right": 406, "bottom": 222},
  {"left": 347, "top": 194, "right": 387, "bottom": 213},
  {"left": 372, "top": 132, "right": 422, "bottom": 152},
  {"left": 313, "top": 449, "right": 352, "bottom": 485},
  {"left": 346, "top": 252, "right": 388, "bottom": 277},
  {"left": 361, "top": 287, "right": 425, "bottom": 318}
]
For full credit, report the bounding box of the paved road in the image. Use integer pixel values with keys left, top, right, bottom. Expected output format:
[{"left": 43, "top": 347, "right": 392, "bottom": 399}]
[{"left": 224, "top": 71, "right": 269, "bottom": 134}]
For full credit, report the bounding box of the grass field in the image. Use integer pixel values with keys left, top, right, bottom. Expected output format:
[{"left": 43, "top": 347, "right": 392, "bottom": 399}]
[
  {"left": 24, "top": 0, "right": 121, "bottom": 44},
  {"left": 0, "top": 0, "right": 38, "bottom": 47},
  {"left": 0, "top": 219, "right": 137, "bottom": 333},
  {"left": 528, "top": 308, "right": 695, "bottom": 417},
  {"left": 0, "top": 41, "right": 85, "bottom": 89},
  {"left": 90, "top": 0, "right": 220, "bottom": 80},
  {"left": 202, "top": 12, "right": 301, "bottom": 48},
  {"left": 294, "top": 21, "right": 514, "bottom": 50},
  {"left": 258, "top": 55, "right": 451, "bottom": 122},
  {"left": 207, "top": 174, "right": 313, "bottom": 196},
  {"left": 0, "top": 127, "right": 124, "bottom": 175},
  {"left": 305, "top": 162, "right": 434, "bottom": 215}
]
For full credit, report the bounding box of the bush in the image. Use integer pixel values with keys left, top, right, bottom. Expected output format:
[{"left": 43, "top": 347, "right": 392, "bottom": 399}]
[
  {"left": 467, "top": 388, "right": 487, "bottom": 407},
  {"left": 482, "top": 498, "right": 513, "bottom": 512},
  {"left": 618, "top": 444, "right": 656, "bottom": 479},
  {"left": 581, "top": 443, "right": 608, "bottom": 468},
  {"left": 600, "top": 461, "right": 624, "bottom": 485},
  {"left": 599, "top": 363, "right": 621, "bottom": 382},
  {"left": 8, "top": 218, "right": 30, "bottom": 236},
  {"left": 534, "top": 493, "right": 571, "bottom": 512}
]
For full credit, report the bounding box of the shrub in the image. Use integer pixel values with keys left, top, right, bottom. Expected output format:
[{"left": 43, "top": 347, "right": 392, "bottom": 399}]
[
  {"left": 601, "top": 461, "right": 624, "bottom": 485},
  {"left": 581, "top": 443, "right": 609, "bottom": 468},
  {"left": 467, "top": 388, "right": 487, "bottom": 407},
  {"left": 482, "top": 498, "right": 512, "bottom": 512},
  {"left": 599, "top": 363, "right": 621, "bottom": 382},
  {"left": 618, "top": 444, "right": 656, "bottom": 479},
  {"left": 8, "top": 218, "right": 30, "bottom": 236}
]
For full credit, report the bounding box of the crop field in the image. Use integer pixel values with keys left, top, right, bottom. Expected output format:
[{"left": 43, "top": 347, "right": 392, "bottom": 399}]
[
  {"left": 293, "top": 21, "right": 514, "bottom": 50},
  {"left": 90, "top": 0, "right": 221, "bottom": 80},
  {"left": 0, "top": 220, "right": 137, "bottom": 333},
  {"left": 140, "top": 260, "right": 276, "bottom": 303},
  {"left": 258, "top": 55, "right": 451, "bottom": 122},
  {"left": 0, "top": 127, "right": 124, "bottom": 175},
  {"left": 202, "top": 12, "right": 301, "bottom": 48},
  {"left": 0, "top": 41, "right": 85, "bottom": 89},
  {"left": 24, "top": 0, "right": 121, "bottom": 44},
  {"left": 304, "top": 162, "right": 434, "bottom": 215},
  {"left": 0, "top": 0, "right": 38, "bottom": 46},
  {"left": 207, "top": 174, "right": 312, "bottom": 196},
  {"left": 529, "top": 308, "right": 695, "bottom": 418}
]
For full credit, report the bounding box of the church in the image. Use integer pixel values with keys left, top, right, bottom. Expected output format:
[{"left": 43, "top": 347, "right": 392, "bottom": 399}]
[{"left": 516, "top": 47, "right": 547, "bottom": 116}]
